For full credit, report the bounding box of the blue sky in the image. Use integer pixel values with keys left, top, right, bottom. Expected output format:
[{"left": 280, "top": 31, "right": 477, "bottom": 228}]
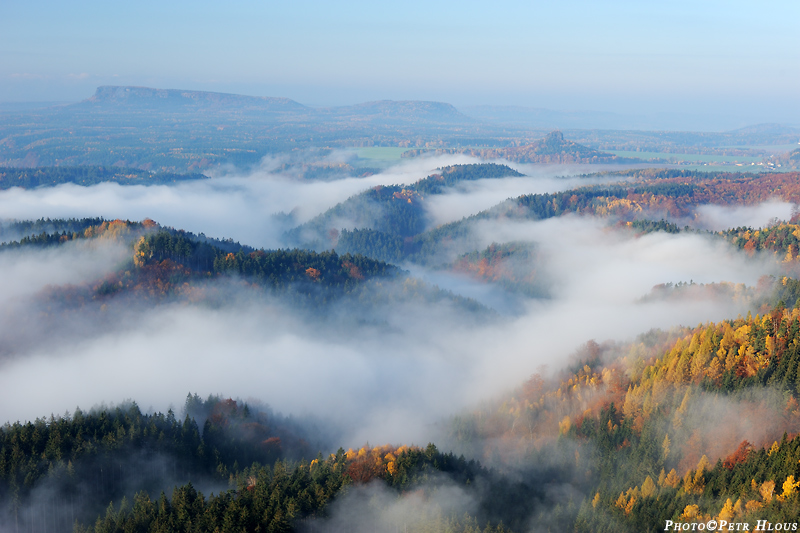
[{"left": 1, "top": 0, "right": 798, "bottom": 125}]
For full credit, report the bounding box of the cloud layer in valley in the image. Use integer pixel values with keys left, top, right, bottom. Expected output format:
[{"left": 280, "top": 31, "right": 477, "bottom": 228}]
[
  {"left": 0, "top": 155, "right": 794, "bottom": 451},
  {"left": 0, "top": 156, "right": 636, "bottom": 249},
  {"left": 0, "top": 211, "right": 782, "bottom": 451},
  {"left": 0, "top": 154, "right": 475, "bottom": 249}
]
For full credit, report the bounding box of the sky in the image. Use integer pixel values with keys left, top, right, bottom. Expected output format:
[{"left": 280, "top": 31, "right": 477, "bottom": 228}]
[{"left": 2, "top": 1, "right": 799, "bottom": 124}]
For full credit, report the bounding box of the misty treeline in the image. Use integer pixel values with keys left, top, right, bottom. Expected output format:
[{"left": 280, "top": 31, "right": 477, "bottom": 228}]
[
  {"left": 286, "top": 165, "right": 800, "bottom": 269},
  {"left": 0, "top": 218, "right": 246, "bottom": 255},
  {"left": 438, "top": 288, "right": 800, "bottom": 531},
  {"left": 9, "top": 165, "right": 800, "bottom": 532},
  {"left": 0, "top": 394, "right": 320, "bottom": 533},
  {"left": 450, "top": 242, "right": 543, "bottom": 297},
  {"left": 641, "top": 220, "right": 800, "bottom": 280},
  {"left": 0, "top": 393, "right": 550, "bottom": 533},
  {"left": 134, "top": 230, "right": 397, "bottom": 296},
  {"left": 285, "top": 163, "right": 522, "bottom": 257},
  {"left": 0, "top": 217, "right": 107, "bottom": 244},
  {"left": 72, "top": 443, "right": 540, "bottom": 533},
  {"left": 14, "top": 289, "right": 800, "bottom": 531},
  {"left": 720, "top": 222, "right": 800, "bottom": 267},
  {"left": 0, "top": 216, "right": 487, "bottom": 320},
  {"left": 0, "top": 167, "right": 207, "bottom": 190},
  {"left": 0, "top": 217, "right": 391, "bottom": 302}
]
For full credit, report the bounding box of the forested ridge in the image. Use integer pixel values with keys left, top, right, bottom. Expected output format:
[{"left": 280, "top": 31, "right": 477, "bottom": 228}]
[
  {"left": 285, "top": 163, "right": 522, "bottom": 255},
  {"left": 6, "top": 164, "right": 800, "bottom": 531},
  {"left": 0, "top": 218, "right": 403, "bottom": 309},
  {"left": 442, "top": 281, "right": 800, "bottom": 531},
  {"left": 0, "top": 167, "right": 207, "bottom": 189},
  {"left": 286, "top": 167, "right": 800, "bottom": 269},
  {"left": 0, "top": 396, "right": 540, "bottom": 533},
  {"left": 0, "top": 394, "right": 321, "bottom": 533},
  {"left": 0, "top": 218, "right": 489, "bottom": 333},
  {"left": 401, "top": 171, "right": 800, "bottom": 266},
  {"left": 282, "top": 167, "right": 800, "bottom": 308},
  {"left": 12, "top": 291, "right": 800, "bottom": 531},
  {"left": 72, "top": 442, "right": 541, "bottom": 533}
]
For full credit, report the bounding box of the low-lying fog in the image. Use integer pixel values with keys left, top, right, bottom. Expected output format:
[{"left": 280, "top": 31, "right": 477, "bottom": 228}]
[
  {"left": 0, "top": 155, "right": 790, "bottom": 450},
  {"left": 0, "top": 157, "right": 629, "bottom": 249}
]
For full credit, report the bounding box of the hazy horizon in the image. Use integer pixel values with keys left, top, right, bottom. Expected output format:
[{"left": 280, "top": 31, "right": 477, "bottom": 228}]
[
  {"left": 3, "top": 1, "right": 799, "bottom": 131},
  {"left": 3, "top": 84, "right": 799, "bottom": 134}
]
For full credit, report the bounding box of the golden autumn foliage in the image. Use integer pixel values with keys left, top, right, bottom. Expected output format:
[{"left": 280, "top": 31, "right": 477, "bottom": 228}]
[
  {"left": 452, "top": 298, "right": 800, "bottom": 525},
  {"left": 341, "top": 444, "right": 420, "bottom": 484},
  {"left": 392, "top": 188, "right": 422, "bottom": 204},
  {"left": 615, "top": 487, "right": 640, "bottom": 516},
  {"left": 661, "top": 469, "right": 681, "bottom": 489},
  {"left": 641, "top": 476, "right": 656, "bottom": 498},
  {"left": 759, "top": 480, "right": 775, "bottom": 503},
  {"left": 745, "top": 499, "right": 764, "bottom": 512},
  {"left": 717, "top": 498, "right": 735, "bottom": 522},
  {"left": 779, "top": 475, "right": 800, "bottom": 501},
  {"left": 680, "top": 504, "right": 700, "bottom": 520}
]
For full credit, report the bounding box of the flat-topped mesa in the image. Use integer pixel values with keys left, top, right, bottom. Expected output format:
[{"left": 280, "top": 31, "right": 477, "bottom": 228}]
[
  {"left": 79, "top": 87, "right": 473, "bottom": 124},
  {"left": 83, "top": 85, "right": 308, "bottom": 112}
]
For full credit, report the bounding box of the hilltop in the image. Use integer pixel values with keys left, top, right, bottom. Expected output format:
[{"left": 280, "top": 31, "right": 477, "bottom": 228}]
[{"left": 83, "top": 86, "right": 308, "bottom": 113}]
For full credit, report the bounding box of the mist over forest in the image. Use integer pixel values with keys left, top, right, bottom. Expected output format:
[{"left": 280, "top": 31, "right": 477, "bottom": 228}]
[{"left": 1, "top": 80, "right": 800, "bottom": 533}]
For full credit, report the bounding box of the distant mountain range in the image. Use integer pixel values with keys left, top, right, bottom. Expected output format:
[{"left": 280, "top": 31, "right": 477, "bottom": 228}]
[
  {"left": 84, "top": 86, "right": 307, "bottom": 113},
  {"left": 1, "top": 86, "right": 798, "bottom": 172},
  {"left": 80, "top": 86, "right": 476, "bottom": 126}
]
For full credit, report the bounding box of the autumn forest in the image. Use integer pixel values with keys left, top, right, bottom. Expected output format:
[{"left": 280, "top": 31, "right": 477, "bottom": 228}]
[{"left": 2, "top": 88, "right": 800, "bottom": 533}]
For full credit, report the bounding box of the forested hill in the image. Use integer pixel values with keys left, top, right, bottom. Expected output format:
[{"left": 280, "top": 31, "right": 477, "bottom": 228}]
[
  {"left": 0, "top": 395, "right": 323, "bottom": 533},
  {"left": 444, "top": 283, "right": 800, "bottom": 531},
  {"left": 494, "top": 130, "right": 628, "bottom": 163},
  {"left": 0, "top": 217, "right": 248, "bottom": 254},
  {"left": 11, "top": 284, "right": 800, "bottom": 531},
  {"left": 413, "top": 163, "right": 524, "bottom": 195},
  {"left": 285, "top": 163, "right": 522, "bottom": 255},
  {"left": 292, "top": 166, "right": 751, "bottom": 265},
  {"left": 84, "top": 86, "right": 308, "bottom": 114},
  {"left": 0, "top": 218, "right": 398, "bottom": 306},
  {"left": 772, "top": 147, "right": 800, "bottom": 169},
  {"left": 0, "top": 394, "right": 540, "bottom": 533},
  {"left": 0, "top": 166, "right": 207, "bottom": 189},
  {"left": 376, "top": 170, "right": 800, "bottom": 266},
  {"left": 0, "top": 218, "right": 488, "bottom": 318}
]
